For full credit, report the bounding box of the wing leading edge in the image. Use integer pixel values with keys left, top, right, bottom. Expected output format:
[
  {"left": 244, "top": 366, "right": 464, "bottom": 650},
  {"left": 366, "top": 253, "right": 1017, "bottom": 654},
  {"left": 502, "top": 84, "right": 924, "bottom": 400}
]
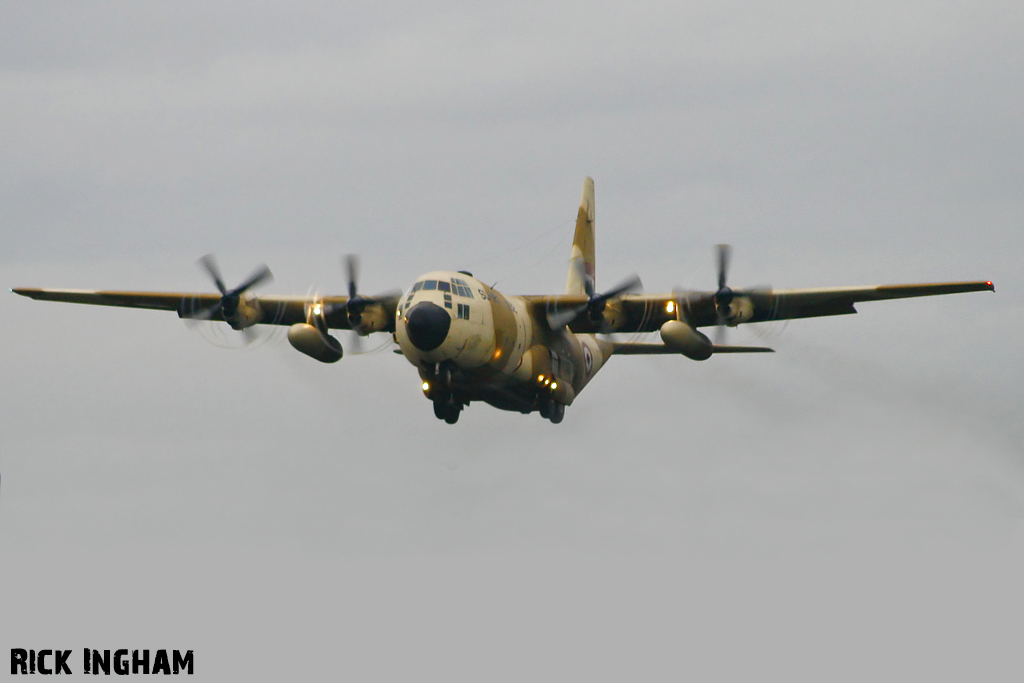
[
  {"left": 14, "top": 279, "right": 994, "bottom": 334},
  {"left": 526, "top": 280, "right": 994, "bottom": 334},
  {"left": 10, "top": 288, "right": 400, "bottom": 331}
]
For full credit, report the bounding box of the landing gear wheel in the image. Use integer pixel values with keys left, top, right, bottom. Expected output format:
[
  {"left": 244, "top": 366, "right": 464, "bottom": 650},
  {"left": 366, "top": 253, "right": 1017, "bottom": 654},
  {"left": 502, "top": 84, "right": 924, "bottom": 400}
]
[
  {"left": 549, "top": 402, "right": 564, "bottom": 424},
  {"left": 538, "top": 398, "right": 552, "bottom": 419},
  {"left": 437, "top": 362, "right": 453, "bottom": 392},
  {"left": 433, "top": 396, "right": 461, "bottom": 424}
]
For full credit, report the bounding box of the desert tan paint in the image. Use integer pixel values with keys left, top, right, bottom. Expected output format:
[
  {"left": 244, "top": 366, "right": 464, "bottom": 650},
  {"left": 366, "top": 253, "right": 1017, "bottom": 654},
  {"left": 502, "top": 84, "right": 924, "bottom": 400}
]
[
  {"left": 12, "top": 176, "right": 996, "bottom": 423},
  {"left": 566, "top": 177, "right": 596, "bottom": 296}
]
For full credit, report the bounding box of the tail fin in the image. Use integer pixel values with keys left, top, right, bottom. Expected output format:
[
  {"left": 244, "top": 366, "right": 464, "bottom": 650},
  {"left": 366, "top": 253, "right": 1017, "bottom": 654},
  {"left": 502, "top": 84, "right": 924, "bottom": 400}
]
[{"left": 566, "top": 177, "right": 596, "bottom": 296}]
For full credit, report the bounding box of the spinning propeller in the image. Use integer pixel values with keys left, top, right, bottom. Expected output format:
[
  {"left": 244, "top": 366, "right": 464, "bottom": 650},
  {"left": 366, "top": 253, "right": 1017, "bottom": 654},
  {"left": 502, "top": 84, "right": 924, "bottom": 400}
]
[
  {"left": 676, "top": 245, "right": 771, "bottom": 344},
  {"left": 185, "top": 254, "right": 273, "bottom": 344},
  {"left": 712, "top": 244, "right": 734, "bottom": 343},
  {"left": 546, "top": 258, "right": 642, "bottom": 329},
  {"left": 321, "top": 254, "right": 400, "bottom": 353}
]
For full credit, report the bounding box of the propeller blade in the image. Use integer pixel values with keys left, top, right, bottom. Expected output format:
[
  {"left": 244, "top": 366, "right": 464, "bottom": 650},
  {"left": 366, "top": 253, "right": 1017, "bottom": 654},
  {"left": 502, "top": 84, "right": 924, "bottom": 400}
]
[
  {"left": 344, "top": 254, "right": 359, "bottom": 299},
  {"left": 671, "top": 288, "right": 697, "bottom": 321},
  {"left": 716, "top": 244, "right": 731, "bottom": 292},
  {"left": 546, "top": 303, "right": 588, "bottom": 329},
  {"left": 183, "top": 300, "right": 223, "bottom": 323},
  {"left": 372, "top": 289, "right": 403, "bottom": 302},
  {"left": 190, "top": 255, "right": 272, "bottom": 339},
  {"left": 198, "top": 254, "right": 228, "bottom": 295},
  {"left": 229, "top": 264, "right": 273, "bottom": 296},
  {"left": 547, "top": 274, "right": 642, "bottom": 329},
  {"left": 593, "top": 273, "right": 642, "bottom": 303}
]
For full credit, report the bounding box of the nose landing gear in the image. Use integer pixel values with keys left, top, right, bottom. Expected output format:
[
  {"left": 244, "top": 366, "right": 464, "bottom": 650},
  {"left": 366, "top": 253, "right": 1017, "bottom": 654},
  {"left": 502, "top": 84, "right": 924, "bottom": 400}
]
[
  {"left": 427, "top": 361, "right": 464, "bottom": 424},
  {"left": 433, "top": 397, "right": 462, "bottom": 424}
]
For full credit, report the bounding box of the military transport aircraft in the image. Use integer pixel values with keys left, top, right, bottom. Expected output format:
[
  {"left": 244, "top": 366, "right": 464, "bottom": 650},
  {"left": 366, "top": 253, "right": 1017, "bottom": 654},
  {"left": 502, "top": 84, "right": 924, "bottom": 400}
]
[{"left": 14, "top": 178, "right": 994, "bottom": 424}]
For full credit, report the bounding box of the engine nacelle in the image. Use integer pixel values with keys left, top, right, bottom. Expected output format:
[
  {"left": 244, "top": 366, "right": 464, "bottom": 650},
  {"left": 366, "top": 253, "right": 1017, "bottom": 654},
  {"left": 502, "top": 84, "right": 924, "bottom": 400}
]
[
  {"left": 351, "top": 302, "right": 391, "bottom": 335},
  {"left": 660, "top": 320, "right": 713, "bottom": 361},
  {"left": 225, "top": 297, "right": 262, "bottom": 330},
  {"left": 288, "top": 323, "right": 343, "bottom": 363},
  {"left": 722, "top": 297, "right": 754, "bottom": 325},
  {"left": 594, "top": 299, "right": 629, "bottom": 332}
]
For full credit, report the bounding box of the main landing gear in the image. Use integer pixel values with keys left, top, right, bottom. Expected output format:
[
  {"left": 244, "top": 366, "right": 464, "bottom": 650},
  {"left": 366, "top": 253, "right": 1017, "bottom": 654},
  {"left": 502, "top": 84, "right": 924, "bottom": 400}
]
[{"left": 538, "top": 397, "right": 565, "bottom": 424}]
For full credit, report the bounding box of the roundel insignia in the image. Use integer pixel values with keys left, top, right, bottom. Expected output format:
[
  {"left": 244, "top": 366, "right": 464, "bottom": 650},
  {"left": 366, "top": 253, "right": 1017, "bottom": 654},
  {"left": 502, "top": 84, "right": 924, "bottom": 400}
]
[{"left": 583, "top": 344, "right": 593, "bottom": 376}]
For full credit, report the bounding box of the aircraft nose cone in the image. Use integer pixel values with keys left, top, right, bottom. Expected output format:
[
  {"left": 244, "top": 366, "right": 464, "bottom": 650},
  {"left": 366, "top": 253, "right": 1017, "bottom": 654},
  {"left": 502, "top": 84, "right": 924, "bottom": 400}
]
[{"left": 405, "top": 301, "right": 451, "bottom": 351}]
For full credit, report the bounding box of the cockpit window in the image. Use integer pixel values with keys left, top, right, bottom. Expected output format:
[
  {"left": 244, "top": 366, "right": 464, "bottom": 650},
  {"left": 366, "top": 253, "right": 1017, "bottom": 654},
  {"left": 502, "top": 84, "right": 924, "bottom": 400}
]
[{"left": 410, "top": 278, "right": 474, "bottom": 297}]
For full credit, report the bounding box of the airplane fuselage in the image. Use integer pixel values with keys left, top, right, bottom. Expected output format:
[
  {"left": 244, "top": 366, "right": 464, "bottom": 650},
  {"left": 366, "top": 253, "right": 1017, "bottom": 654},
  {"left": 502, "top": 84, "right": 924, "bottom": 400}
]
[{"left": 394, "top": 270, "right": 609, "bottom": 422}]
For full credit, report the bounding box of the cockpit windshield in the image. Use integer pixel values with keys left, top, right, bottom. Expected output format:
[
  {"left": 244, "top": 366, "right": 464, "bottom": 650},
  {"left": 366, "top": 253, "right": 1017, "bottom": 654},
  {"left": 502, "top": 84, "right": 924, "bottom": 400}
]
[{"left": 411, "top": 278, "right": 474, "bottom": 298}]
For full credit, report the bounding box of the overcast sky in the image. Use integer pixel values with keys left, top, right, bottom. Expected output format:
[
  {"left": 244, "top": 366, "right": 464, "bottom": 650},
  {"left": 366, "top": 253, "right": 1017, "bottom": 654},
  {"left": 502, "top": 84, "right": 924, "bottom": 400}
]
[{"left": 2, "top": 2, "right": 1023, "bottom": 680}]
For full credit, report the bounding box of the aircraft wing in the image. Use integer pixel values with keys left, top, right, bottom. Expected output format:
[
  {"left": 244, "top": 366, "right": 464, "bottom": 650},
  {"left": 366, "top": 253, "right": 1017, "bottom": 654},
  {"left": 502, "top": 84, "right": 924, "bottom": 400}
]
[
  {"left": 10, "top": 288, "right": 399, "bottom": 331},
  {"left": 527, "top": 280, "right": 994, "bottom": 333}
]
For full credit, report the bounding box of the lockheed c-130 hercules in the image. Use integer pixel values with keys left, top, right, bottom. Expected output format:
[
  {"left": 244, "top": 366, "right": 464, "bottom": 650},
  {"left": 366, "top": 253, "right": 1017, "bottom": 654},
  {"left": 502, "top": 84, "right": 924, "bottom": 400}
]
[{"left": 14, "top": 178, "right": 994, "bottom": 424}]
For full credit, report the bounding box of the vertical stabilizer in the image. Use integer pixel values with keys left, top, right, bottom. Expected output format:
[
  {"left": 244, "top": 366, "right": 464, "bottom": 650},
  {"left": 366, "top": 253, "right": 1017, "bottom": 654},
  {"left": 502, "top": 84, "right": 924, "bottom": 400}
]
[{"left": 566, "top": 177, "right": 596, "bottom": 295}]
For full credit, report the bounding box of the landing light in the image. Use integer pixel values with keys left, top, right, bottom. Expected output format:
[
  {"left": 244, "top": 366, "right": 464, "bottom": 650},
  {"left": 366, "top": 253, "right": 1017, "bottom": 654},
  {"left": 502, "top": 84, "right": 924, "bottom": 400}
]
[
  {"left": 544, "top": 379, "right": 551, "bottom": 385},
  {"left": 551, "top": 382, "right": 558, "bottom": 390},
  {"left": 666, "top": 301, "right": 675, "bottom": 313},
  {"left": 313, "top": 305, "right": 322, "bottom": 315},
  {"left": 422, "top": 382, "right": 430, "bottom": 392},
  {"left": 538, "top": 374, "right": 545, "bottom": 382}
]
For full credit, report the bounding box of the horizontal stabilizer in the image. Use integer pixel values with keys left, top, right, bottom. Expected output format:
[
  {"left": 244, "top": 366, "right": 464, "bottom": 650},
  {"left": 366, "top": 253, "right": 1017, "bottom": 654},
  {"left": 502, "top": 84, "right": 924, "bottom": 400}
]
[
  {"left": 711, "top": 345, "right": 774, "bottom": 353},
  {"left": 611, "top": 342, "right": 773, "bottom": 355}
]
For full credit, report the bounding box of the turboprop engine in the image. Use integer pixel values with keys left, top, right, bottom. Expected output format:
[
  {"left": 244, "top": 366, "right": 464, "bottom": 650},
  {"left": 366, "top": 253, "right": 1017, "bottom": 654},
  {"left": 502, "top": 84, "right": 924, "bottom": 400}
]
[
  {"left": 223, "top": 297, "right": 263, "bottom": 330},
  {"left": 660, "top": 320, "right": 713, "bottom": 360},
  {"left": 288, "top": 323, "right": 343, "bottom": 363},
  {"left": 184, "top": 255, "right": 274, "bottom": 330},
  {"left": 717, "top": 296, "right": 755, "bottom": 325}
]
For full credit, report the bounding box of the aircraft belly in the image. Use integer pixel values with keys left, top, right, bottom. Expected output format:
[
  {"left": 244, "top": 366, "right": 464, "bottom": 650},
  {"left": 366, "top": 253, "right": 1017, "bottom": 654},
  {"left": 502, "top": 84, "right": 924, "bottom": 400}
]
[
  {"left": 451, "top": 368, "right": 538, "bottom": 413},
  {"left": 478, "top": 382, "right": 537, "bottom": 412}
]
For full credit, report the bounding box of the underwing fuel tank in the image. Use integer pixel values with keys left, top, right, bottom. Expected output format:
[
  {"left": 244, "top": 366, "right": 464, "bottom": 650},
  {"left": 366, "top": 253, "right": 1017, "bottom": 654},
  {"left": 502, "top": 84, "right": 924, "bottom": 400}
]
[
  {"left": 288, "top": 323, "right": 343, "bottom": 363},
  {"left": 660, "top": 320, "right": 713, "bottom": 361}
]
